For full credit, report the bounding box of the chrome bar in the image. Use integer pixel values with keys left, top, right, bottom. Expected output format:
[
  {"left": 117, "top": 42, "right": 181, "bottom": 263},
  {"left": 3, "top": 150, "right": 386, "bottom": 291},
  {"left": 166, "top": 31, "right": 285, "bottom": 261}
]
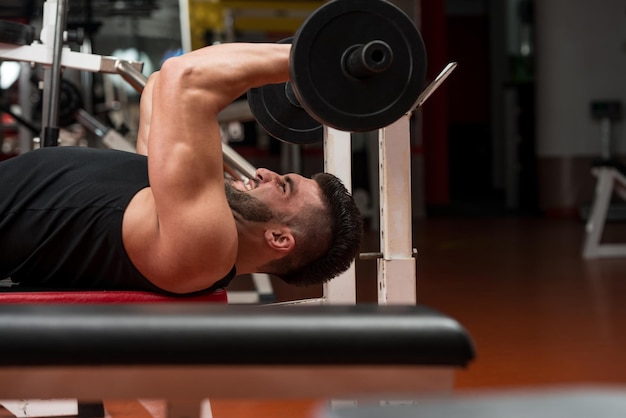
[
  {"left": 46, "top": 0, "right": 68, "bottom": 129},
  {"left": 222, "top": 142, "right": 257, "bottom": 180},
  {"left": 115, "top": 59, "right": 148, "bottom": 93}
]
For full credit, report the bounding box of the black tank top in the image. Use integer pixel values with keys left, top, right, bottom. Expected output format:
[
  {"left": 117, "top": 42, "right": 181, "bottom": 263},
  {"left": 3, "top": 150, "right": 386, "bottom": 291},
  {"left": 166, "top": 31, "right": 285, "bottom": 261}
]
[{"left": 0, "top": 147, "right": 235, "bottom": 296}]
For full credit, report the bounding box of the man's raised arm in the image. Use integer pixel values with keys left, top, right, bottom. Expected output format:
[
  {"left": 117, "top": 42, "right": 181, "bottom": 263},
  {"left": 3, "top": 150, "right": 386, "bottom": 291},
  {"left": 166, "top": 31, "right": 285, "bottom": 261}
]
[{"left": 134, "top": 43, "right": 291, "bottom": 292}]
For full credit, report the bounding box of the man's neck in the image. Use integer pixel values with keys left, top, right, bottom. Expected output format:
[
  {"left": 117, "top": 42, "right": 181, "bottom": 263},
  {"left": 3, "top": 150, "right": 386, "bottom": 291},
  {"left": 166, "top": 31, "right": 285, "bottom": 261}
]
[{"left": 233, "top": 218, "right": 268, "bottom": 275}]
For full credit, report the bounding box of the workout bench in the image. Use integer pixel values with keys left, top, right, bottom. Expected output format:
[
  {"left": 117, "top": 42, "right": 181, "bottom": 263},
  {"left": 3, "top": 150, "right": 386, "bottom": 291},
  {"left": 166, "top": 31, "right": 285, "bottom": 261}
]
[
  {"left": 582, "top": 101, "right": 626, "bottom": 259},
  {"left": 583, "top": 161, "right": 626, "bottom": 258},
  {"left": 0, "top": 303, "right": 474, "bottom": 418}
]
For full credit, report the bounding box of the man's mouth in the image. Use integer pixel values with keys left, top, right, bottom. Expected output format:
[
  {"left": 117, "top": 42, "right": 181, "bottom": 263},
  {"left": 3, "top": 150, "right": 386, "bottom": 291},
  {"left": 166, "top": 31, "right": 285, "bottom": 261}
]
[{"left": 242, "top": 178, "right": 259, "bottom": 191}]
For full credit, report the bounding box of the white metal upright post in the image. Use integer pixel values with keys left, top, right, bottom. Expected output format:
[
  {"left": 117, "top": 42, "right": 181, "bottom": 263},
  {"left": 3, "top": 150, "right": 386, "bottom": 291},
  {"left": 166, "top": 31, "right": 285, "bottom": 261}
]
[
  {"left": 377, "top": 115, "right": 417, "bottom": 305},
  {"left": 178, "top": 0, "right": 192, "bottom": 52},
  {"left": 323, "top": 126, "right": 357, "bottom": 304}
]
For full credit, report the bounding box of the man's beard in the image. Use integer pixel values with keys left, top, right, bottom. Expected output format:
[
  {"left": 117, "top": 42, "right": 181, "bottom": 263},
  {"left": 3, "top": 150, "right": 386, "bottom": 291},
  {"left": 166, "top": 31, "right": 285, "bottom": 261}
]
[{"left": 224, "top": 181, "right": 274, "bottom": 223}]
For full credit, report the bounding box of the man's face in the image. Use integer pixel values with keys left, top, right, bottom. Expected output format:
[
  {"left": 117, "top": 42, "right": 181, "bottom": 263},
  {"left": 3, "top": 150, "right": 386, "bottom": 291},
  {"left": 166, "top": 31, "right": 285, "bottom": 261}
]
[
  {"left": 228, "top": 168, "right": 325, "bottom": 224},
  {"left": 224, "top": 181, "right": 273, "bottom": 222}
]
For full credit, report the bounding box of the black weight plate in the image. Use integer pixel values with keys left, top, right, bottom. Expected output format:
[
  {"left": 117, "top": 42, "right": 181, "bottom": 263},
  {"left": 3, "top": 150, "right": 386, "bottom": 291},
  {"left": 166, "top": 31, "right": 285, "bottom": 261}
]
[
  {"left": 58, "top": 78, "right": 83, "bottom": 126},
  {"left": 291, "top": 0, "right": 427, "bottom": 132},
  {"left": 248, "top": 81, "right": 323, "bottom": 144},
  {"left": 32, "top": 78, "right": 83, "bottom": 127},
  {"left": 0, "top": 20, "right": 35, "bottom": 46},
  {"left": 247, "top": 38, "right": 323, "bottom": 145}
]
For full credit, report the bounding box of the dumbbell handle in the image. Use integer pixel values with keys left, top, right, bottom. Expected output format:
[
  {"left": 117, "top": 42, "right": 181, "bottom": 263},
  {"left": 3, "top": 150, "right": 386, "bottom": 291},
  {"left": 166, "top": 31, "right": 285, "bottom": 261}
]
[{"left": 343, "top": 40, "right": 393, "bottom": 79}]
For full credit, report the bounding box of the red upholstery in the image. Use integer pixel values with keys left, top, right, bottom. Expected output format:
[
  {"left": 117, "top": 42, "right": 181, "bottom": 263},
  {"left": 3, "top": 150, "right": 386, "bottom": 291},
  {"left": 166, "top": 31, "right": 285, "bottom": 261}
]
[{"left": 0, "top": 289, "right": 228, "bottom": 304}]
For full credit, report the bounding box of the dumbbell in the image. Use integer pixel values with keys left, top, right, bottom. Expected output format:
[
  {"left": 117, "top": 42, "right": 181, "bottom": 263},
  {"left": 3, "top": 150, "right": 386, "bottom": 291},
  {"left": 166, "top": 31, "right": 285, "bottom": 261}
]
[{"left": 248, "top": 0, "right": 427, "bottom": 144}]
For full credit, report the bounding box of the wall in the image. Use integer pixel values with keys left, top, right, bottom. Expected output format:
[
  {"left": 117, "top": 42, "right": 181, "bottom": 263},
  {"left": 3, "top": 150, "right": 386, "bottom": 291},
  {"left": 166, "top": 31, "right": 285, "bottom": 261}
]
[{"left": 535, "top": 0, "right": 626, "bottom": 212}]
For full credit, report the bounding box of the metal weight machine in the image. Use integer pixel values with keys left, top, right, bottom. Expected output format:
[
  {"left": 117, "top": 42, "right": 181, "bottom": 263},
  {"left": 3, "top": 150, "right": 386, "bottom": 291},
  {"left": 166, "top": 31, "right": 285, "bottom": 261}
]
[
  {"left": 0, "top": 0, "right": 257, "bottom": 178},
  {"left": 0, "top": 0, "right": 143, "bottom": 150},
  {"left": 0, "top": 0, "right": 143, "bottom": 148}
]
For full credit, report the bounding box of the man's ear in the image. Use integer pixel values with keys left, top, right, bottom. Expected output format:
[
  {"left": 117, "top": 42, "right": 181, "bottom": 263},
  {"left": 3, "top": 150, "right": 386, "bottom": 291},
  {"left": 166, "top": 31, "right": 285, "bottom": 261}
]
[{"left": 264, "top": 227, "right": 295, "bottom": 253}]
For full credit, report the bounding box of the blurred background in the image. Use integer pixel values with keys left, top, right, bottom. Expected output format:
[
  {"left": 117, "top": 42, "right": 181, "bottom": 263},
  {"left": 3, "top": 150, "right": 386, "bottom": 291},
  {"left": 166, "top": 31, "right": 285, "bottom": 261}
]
[
  {"left": 4, "top": 0, "right": 626, "bottom": 220},
  {"left": 2, "top": 2, "right": 626, "bottom": 413}
]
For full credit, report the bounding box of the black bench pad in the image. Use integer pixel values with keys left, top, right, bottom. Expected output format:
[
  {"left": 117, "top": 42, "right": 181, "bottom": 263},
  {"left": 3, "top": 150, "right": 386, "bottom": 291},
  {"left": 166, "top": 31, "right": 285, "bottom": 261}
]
[{"left": 0, "top": 303, "right": 474, "bottom": 367}]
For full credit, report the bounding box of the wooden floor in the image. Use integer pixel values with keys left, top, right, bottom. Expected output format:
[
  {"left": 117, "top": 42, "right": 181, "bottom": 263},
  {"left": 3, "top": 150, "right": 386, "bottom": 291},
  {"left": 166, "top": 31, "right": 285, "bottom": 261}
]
[
  {"left": 7, "top": 215, "right": 626, "bottom": 417},
  {"left": 411, "top": 216, "right": 626, "bottom": 389},
  {"left": 210, "top": 216, "right": 626, "bottom": 417}
]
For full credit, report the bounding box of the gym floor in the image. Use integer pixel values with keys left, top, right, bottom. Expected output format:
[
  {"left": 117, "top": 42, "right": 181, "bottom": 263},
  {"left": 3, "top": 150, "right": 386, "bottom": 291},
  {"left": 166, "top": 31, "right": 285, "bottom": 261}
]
[
  {"left": 4, "top": 216, "right": 626, "bottom": 418},
  {"left": 229, "top": 215, "right": 626, "bottom": 418}
]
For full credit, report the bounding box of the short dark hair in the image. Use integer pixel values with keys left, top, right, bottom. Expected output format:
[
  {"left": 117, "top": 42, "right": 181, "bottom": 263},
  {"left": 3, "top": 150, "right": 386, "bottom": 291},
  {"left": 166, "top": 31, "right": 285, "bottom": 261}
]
[{"left": 262, "top": 172, "right": 363, "bottom": 286}]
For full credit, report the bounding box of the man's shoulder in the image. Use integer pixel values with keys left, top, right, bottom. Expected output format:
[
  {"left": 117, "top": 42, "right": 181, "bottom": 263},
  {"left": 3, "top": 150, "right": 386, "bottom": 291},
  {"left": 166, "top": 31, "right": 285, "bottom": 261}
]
[{"left": 123, "top": 186, "right": 238, "bottom": 294}]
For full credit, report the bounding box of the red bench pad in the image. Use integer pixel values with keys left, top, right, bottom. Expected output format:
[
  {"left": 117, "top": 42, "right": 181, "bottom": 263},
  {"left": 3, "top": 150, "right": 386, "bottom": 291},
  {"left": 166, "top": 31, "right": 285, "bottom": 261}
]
[{"left": 0, "top": 289, "right": 227, "bottom": 304}]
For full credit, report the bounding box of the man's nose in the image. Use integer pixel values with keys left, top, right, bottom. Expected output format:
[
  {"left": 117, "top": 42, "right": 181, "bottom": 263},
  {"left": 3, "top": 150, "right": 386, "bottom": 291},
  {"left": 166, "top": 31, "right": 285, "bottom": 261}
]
[{"left": 255, "top": 168, "right": 278, "bottom": 184}]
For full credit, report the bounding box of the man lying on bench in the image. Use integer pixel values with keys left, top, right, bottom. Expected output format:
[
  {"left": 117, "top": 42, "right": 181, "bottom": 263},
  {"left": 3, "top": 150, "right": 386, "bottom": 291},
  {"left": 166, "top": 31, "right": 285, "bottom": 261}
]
[{"left": 0, "top": 42, "right": 363, "bottom": 296}]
